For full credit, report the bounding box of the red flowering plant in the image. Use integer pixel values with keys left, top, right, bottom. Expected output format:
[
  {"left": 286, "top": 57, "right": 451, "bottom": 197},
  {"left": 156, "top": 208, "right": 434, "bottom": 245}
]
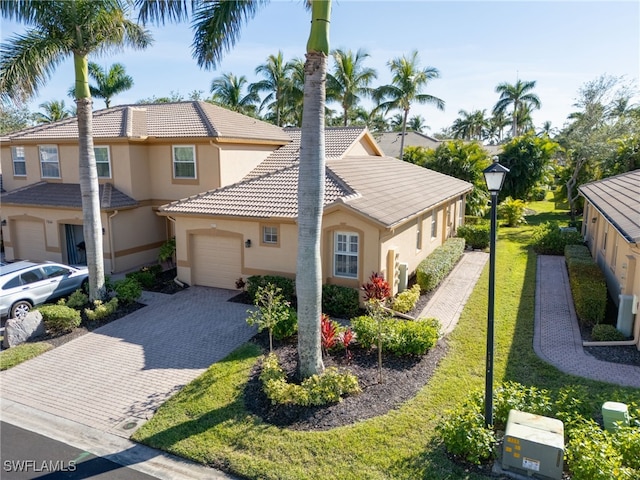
[
  {"left": 321, "top": 313, "right": 338, "bottom": 356},
  {"left": 339, "top": 328, "right": 356, "bottom": 362}
]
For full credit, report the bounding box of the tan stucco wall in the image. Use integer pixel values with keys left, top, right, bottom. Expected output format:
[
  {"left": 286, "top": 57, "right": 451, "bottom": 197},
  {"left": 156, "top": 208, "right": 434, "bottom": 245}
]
[
  {"left": 218, "top": 144, "right": 275, "bottom": 186},
  {"left": 345, "top": 138, "right": 378, "bottom": 157}
]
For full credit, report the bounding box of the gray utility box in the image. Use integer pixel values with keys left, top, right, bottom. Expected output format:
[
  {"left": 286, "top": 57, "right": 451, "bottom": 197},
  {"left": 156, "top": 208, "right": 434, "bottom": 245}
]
[{"left": 502, "top": 410, "right": 565, "bottom": 480}]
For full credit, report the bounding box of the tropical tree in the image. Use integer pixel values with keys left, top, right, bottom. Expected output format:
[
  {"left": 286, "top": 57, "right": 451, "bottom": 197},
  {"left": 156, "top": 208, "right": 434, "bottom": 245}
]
[
  {"left": 33, "top": 100, "right": 72, "bottom": 124},
  {"left": 87, "top": 62, "right": 134, "bottom": 108},
  {"left": 451, "top": 109, "right": 489, "bottom": 141},
  {"left": 493, "top": 79, "right": 541, "bottom": 138},
  {"left": 250, "top": 51, "right": 295, "bottom": 126},
  {"left": 137, "top": 0, "right": 330, "bottom": 378},
  {"left": 374, "top": 50, "right": 444, "bottom": 159},
  {"left": 326, "top": 48, "right": 377, "bottom": 126},
  {"left": 1, "top": 0, "right": 152, "bottom": 301},
  {"left": 0, "top": 100, "right": 31, "bottom": 134},
  {"left": 210, "top": 72, "right": 258, "bottom": 115},
  {"left": 279, "top": 57, "right": 306, "bottom": 127},
  {"left": 407, "top": 115, "right": 426, "bottom": 133}
]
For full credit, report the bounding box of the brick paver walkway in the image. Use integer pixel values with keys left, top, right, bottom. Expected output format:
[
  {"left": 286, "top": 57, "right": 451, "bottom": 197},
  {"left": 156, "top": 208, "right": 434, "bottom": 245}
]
[
  {"left": 534, "top": 255, "right": 640, "bottom": 388},
  {"left": 0, "top": 287, "right": 257, "bottom": 437}
]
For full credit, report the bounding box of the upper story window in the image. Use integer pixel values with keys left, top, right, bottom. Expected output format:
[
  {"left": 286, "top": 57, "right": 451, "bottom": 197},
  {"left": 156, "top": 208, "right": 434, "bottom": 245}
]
[
  {"left": 431, "top": 210, "right": 438, "bottom": 239},
  {"left": 173, "top": 145, "right": 196, "bottom": 179},
  {"left": 262, "top": 225, "right": 279, "bottom": 245},
  {"left": 39, "top": 145, "right": 60, "bottom": 178},
  {"left": 11, "top": 146, "right": 26, "bottom": 176},
  {"left": 94, "top": 146, "right": 111, "bottom": 178},
  {"left": 334, "top": 232, "right": 358, "bottom": 278}
]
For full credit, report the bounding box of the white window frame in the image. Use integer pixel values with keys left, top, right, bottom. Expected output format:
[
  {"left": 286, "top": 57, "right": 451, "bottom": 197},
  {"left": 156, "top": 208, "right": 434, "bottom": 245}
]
[
  {"left": 602, "top": 224, "right": 608, "bottom": 253},
  {"left": 262, "top": 225, "right": 278, "bottom": 244},
  {"left": 11, "top": 146, "right": 26, "bottom": 176},
  {"left": 416, "top": 217, "right": 422, "bottom": 250},
  {"left": 431, "top": 210, "right": 438, "bottom": 239},
  {"left": 94, "top": 146, "right": 111, "bottom": 178},
  {"left": 39, "top": 145, "right": 60, "bottom": 178},
  {"left": 334, "top": 232, "right": 359, "bottom": 279},
  {"left": 172, "top": 145, "right": 197, "bottom": 179}
]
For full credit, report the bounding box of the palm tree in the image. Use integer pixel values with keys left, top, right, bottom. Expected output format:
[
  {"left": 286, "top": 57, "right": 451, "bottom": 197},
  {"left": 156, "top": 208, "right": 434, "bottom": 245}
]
[
  {"left": 1, "top": 0, "right": 151, "bottom": 301},
  {"left": 210, "top": 72, "right": 258, "bottom": 115},
  {"left": 250, "top": 51, "right": 294, "bottom": 126},
  {"left": 374, "top": 50, "right": 444, "bottom": 159},
  {"left": 87, "top": 62, "right": 134, "bottom": 108},
  {"left": 137, "top": 0, "right": 330, "bottom": 378},
  {"left": 326, "top": 48, "right": 377, "bottom": 126},
  {"left": 279, "top": 57, "right": 306, "bottom": 127},
  {"left": 493, "top": 79, "right": 541, "bottom": 138},
  {"left": 33, "top": 100, "right": 72, "bottom": 124},
  {"left": 407, "top": 115, "right": 426, "bottom": 133},
  {"left": 451, "top": 109, "right": 488, "bottom": 141}
]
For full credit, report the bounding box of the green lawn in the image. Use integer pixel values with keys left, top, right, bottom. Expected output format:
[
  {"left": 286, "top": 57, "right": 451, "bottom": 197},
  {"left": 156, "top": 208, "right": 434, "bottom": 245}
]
[
  {"left": 0, "top": 342, "right": 53, "bottom": 371},
  {"left": 133, "top": 195, "right": 634, "bottom": 479}
]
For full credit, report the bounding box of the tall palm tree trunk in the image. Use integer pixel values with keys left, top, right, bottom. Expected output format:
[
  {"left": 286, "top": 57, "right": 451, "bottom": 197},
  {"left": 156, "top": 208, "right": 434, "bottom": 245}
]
[
  {"left": 74, "top": 54, "right": 105, "bottom": 300},
  {"left": 296, "top": 0, "right": 331, "bottom": 378},
  {"left": 399, "top": 108, "right": 409, "bottom": 160}
]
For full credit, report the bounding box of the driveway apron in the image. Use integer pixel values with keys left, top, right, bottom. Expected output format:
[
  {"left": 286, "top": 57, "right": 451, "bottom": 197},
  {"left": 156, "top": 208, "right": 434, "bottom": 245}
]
[{"left": 0, "top": 287, "right": 256, "bottom": 437}]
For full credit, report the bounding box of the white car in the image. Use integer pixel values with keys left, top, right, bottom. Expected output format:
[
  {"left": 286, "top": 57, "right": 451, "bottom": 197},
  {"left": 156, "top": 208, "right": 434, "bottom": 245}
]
[{"left": 0, "top": 261, "right": 89, "bottom": 319}]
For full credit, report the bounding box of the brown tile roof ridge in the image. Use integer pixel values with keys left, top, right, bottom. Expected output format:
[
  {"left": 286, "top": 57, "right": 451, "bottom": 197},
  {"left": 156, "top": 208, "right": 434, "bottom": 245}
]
[{"left": 0, "top": 182, "right": 137, "bottom": 209}]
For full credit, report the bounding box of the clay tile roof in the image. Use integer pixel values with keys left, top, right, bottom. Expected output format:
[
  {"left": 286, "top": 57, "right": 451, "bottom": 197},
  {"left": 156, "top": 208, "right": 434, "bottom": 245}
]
[
  {"left": 7, "top": 101, "right": 290, "bottom": 143},
  {"left": 161, "top": 155, "right": 473, "bottom": 228},
  {"left": 0, "top": 182, "right": 137, "bottom": 210},
  {"left": 579, "top": 169, "right": 640, "bottom": 243},
  {"left": 160, "top": 164, "right": 353, "bottom": 218},
  {"left": 244, "top": 126, "right": 368, "bottom": 180}
]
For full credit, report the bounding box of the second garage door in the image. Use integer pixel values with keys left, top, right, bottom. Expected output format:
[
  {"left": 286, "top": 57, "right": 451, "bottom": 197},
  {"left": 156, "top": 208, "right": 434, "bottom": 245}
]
[
  {"left": 13, "top": 220, "right": 47, "bottom": 261},
  {"left": 191, "top": 234, "right": 241, "bottom": 289}
]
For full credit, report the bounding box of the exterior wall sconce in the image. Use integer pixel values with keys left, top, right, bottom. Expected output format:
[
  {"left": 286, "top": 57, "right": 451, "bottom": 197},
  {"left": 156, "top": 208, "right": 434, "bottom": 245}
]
[
  {"left": 0, "top": 219, "right": 6, "bottom": 226},
  {"left": 591, "top": 217, "right": 597, "bottom": 224},
  {"left": 245, "top": 239, "right": 251, "bottom": 248}
]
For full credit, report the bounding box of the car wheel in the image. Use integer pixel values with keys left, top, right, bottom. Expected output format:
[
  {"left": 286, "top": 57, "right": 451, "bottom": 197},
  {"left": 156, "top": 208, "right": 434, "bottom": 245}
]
[{"left": 11, "top": 300, "right": 32, "bottom": 320}]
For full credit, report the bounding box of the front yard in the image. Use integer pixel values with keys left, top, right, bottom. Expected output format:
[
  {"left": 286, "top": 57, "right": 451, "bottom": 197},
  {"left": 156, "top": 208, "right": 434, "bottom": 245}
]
[{"left": 132, "top": 196, "right": 639, "bottom": 479}]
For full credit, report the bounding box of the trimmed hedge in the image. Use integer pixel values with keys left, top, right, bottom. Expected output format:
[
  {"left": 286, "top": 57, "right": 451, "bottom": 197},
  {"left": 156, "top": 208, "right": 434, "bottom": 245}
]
[
  {"left": 392, "top": 284, "right": 421, "bottom": 313},
  {"left": 351, "top": 315, "right": 440, "bottom": 356},
  {"left": 416, "top": 238, "right": 465, "bottom": 292},
  {"left": 565, "top": 245, "right": 606, "bottom": 326},
  {"left": 247, "top": 275, "right": 295, "bottom": 304},
  {"left": 532, "top": 221, "right": 584, "bottom": 255},
  {"left": 37, "top": 305, "right": 81, "bottom": 334},
  {"left": 322, "top": 284, "right": 361, "bottom": 318},
  {"left": 456, "top": 223, "right": 490, "bottom": 250}
]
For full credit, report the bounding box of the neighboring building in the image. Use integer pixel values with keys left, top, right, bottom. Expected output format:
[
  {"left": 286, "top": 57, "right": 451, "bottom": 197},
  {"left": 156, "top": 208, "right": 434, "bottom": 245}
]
[
  {"left": 1, "top": 102, "right": 472, "bottom": 295},
  {"left": 160, "top": 128, "right": 472, "bottom": 294},
  {"left": 580, "top": 169, "right": 640, "bottom": 348},
  {"left": 0, "top": 102, "right": 289, "bottom": 273},
  {"left": 374, "top": 131, "right": 501, "bottom": 159}
]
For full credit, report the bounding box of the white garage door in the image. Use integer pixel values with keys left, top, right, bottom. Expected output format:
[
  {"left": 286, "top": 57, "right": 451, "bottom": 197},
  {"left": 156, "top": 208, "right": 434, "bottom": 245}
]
[
  {"left": 191, "top": 234, "right": 241, "bottom": 289},
  {"left": 14, "top": 220, "right": 46, "bottom": 261}
]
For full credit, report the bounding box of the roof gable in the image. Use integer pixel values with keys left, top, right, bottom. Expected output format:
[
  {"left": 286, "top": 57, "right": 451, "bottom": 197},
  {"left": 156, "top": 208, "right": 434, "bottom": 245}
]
[
  {"left": 6, "top": 101, "right": 291, "bottom": 143},
  {"left": 579, "top": 169, "right": 640, "bottom": 243}
]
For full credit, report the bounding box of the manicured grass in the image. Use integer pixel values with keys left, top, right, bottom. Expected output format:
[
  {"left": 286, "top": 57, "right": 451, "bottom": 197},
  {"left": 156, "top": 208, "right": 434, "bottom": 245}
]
[
  {"left": 0, "top": 342, "right": 53, "bottom": 371},
  {"left": 133, "top": 196, "right": 635, "bottom": 479}
]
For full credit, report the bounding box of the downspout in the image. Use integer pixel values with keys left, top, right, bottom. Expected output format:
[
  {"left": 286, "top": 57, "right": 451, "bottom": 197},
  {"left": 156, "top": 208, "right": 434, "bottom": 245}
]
[
  {"left": 166, "top": 215, "right": 185, "bottom": 288},
  {"left": 107, "top": 210, "right": 119, "bottom": 274}
]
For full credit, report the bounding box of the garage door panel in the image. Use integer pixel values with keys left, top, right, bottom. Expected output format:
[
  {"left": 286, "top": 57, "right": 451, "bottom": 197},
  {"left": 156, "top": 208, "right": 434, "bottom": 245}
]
[
  {"left": 14, "top": 221, "right": 46, "bottom": 261},
  {"left": 191, "top": 235, "right": 241, "bottom": 289}
]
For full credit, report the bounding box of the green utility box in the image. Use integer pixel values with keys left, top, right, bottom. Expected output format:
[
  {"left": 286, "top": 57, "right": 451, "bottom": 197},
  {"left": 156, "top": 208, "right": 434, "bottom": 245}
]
[
  {"left": 502, "top": 410, "right": 564, "bottom": 480},
  {"left": 602, "top": 402, "right": 629, "bottom": 432}
]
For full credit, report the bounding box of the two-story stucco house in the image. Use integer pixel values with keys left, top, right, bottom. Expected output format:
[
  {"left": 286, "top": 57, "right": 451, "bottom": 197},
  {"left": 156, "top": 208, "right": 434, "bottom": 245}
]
[
  {"left": 1, "top": 101, "right": 472, "bottom": 295},
  {"left": 580, "top": 169, "right": 640, "bottom": 348}
]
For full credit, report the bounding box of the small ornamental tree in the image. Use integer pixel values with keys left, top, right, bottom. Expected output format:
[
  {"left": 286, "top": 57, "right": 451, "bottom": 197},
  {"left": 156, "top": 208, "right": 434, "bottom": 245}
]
[
  {"left": 362, "top": 272, "right": 392, "bottom": 383},
  {"left": 246, "top": 283, "right": 291, "bottom": 353}
]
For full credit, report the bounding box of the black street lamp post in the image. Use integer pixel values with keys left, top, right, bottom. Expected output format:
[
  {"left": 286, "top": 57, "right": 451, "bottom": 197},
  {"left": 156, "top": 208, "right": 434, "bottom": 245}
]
[{"left": 482, "top": 156, "right": 509, "bottom": 428}]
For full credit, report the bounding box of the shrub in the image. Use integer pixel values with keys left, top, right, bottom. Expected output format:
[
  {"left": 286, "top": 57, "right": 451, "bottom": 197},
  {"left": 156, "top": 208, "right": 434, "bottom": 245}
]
[
  {"left": 392, "top": 284, "right": 421, "bottom": 313},
  {"left": 259, "top": 353, "right": 360, "bottom": 406},
  {"left": 158, "top": 237, "right": 176, "bottom": 266},
  {"left": 492, "top": 382, "right": 553, "bottom": 430},
  {"left": 464, "top": 215, "right": 488, "bottom": 226},
  {"left": 247, "top": 275, "right": 295, "bottom": 304},
  {"left": 59, "top": 289, "right": 88, "bottom": 309},
  {"left": 126, "top": 269, "right": 157, "bottom": 289},
  {"left": 416, "top": 238, "right": 465, "bottom": 292},
  {"left": 456, "top": 223, "right": 490, "bottom": 250},
  {"left": 84, "top": 298, "right": 119, "bottom": 321},
  {"left": 532, "top": 221, "right": 584, "bottom": 255},
  {"left": 591, "top": 324, "right": 627, "bottom": 341},
  {"left": 113, "top": 277, "right": 142, "bottom": 304},
  {"left": 498, "top": 196, "right": 527, "bottom": 227},
  {"left": 246, "top": 284, "right": 292, "bottom": 352},
  {"left": 272, "top": 307, "right": 297, "bottom": 341},
  {"left": 351, "top": 315, "right": 440, "bottom": 356},
  {"left": 565, "top": 245, "right": 606, "bottom": 326},
  {"left": 38, "top": 305, "right": 81, "bottom": 334},
  {"left": 528, "top": 186, "right": 547, "bottom": 201},
  {"left": 322, "top": 284, "right": 360, "bottom": 318}
]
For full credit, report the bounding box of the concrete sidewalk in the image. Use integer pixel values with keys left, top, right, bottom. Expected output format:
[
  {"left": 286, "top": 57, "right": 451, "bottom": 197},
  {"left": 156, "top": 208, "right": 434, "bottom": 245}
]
[{"left": 534, "top": 255, "right": 640, "bottom": 388}]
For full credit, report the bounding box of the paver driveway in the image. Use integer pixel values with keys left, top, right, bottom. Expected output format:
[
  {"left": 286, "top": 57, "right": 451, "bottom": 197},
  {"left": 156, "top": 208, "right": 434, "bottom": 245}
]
[{"left": 0, "top": 287, "right": 256, "bottom": 437}]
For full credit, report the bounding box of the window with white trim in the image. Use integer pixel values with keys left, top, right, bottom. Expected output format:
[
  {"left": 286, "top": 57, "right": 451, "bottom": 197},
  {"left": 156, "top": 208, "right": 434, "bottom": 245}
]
[
  {"left": 334, "top": 232, "right": 358, "bottom": 278},
  {"left": 431, "top": 210, "right": 438, "bottom": 239},
  {"left": 173, "top": 145, "right": 196, "bottom": 179},
  {"left": 94, "top": 146, "right": 111, "bottom": 178},
  {"left": 416, "top": 217, "right": 422, "bottom": 250},
  {"left": 11, "top": 146, "right": 26, "bottom": 176},
  {"left": 39, "top": 145, "right": 60, "bottom": 178},
  {"left": 262, "top": 226, "right": 278, "bottom": 244}
]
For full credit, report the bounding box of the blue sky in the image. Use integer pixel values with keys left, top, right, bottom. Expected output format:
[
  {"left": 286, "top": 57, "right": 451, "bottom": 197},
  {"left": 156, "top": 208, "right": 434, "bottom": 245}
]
[{"left": 1, "top": 1, "right": 638, "bottom": 134}]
